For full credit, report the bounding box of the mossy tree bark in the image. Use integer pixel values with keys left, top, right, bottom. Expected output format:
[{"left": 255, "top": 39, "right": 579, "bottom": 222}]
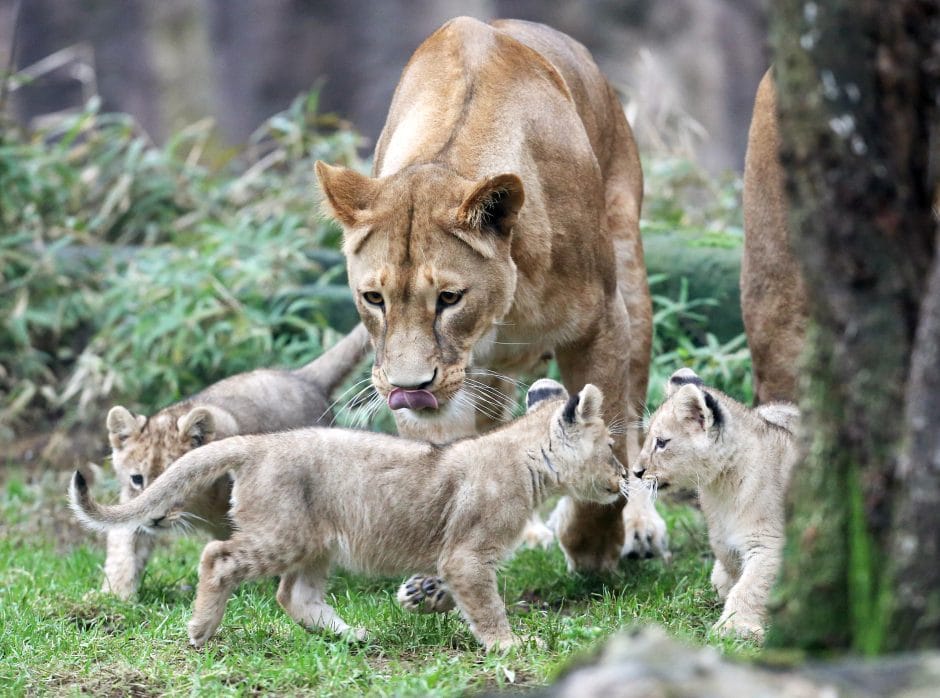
[{"left": 768, "top": 0, "right": 940, "bottom": 652}]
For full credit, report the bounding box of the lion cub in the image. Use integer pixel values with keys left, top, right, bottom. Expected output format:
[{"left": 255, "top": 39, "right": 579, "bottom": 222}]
[
  {"left": 97, "top": 323, "right": 370, "bottom": 599},
  {"left": 70, "top": 379, "right": 625, "bottom": 651},
  {"left": 634, "top": 368, "right": 800, "bottom": 641}
]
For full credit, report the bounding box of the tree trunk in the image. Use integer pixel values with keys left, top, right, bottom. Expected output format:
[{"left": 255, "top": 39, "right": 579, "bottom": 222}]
[{"left": 768, "top": 0, "right": 939, "bottom": 652}]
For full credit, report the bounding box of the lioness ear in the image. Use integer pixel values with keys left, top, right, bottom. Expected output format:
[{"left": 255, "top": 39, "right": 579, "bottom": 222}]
[
  {"left": 107, "top": 406, "right": 145, "bottom": 448},
  {"left": 177, "top": 408, "right": 216, "bottom": 449},
  {"left": 315, "top": 161, "right": 378, "bottom": 244},
  {"left": 454, "top": 173, "right": 524, "bottom": 258},
  {"left": 525, "top": 378, "right": 568, "bottom": 412},
  {"left": 673, "top": 383, "right": 718, "bottom": 432},
  {"left": 666, "top": 367, "right": 704, "bottom": 398}
]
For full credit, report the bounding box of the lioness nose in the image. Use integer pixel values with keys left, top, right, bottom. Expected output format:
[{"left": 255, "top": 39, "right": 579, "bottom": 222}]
[
  {"left": 386, "top": 368, "right": 437, "bottom": 391},
  {"left": 633, "top": 468, "right": 646, "bottom": 479}
]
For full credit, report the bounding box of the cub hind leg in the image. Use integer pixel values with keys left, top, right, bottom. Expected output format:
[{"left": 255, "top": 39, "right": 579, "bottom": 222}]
[
  {"left": 188, "top": 538, "right": 290, "bottom": 648},
  {"left": 277, "top": 560, "right": 368, "bottom": 642}
]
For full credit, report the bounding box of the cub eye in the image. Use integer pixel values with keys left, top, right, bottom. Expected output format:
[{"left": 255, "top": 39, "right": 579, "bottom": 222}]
[
  {"left": 191, "top": 434, "right": 204, "bottom": 448},
  {"left": 130, "top": 474, "right": 144, "bottom": 488},
  {"left": 362, "top": 291, "right": 384, "bottom": 307},
  {"left": 655, "top": 437, "right": 670, "bottom": 450},
  {"left": 438, "top": 290, "right": 463, "bottom": 307}
]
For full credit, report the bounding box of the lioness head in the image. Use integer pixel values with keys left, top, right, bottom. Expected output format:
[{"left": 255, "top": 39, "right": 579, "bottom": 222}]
[
  {"left": 526, "top": 379, "right": 627, "bottom": 504},
  {"left": 106, "top": 404, "right": 219, "bottom": 494},
  {"left": 633, "top": 368, "right": 724, "bottom": 489},
  {"left": 316, "top": 161, "right": 524, "bottom": 418}
]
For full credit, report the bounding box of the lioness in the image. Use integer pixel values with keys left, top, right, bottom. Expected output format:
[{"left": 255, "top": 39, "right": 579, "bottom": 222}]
[
  {"left": 97, "top": 323, "right": 370, "bottom": 599},
  {"left": 314, "top": 17, "right": 663, "bottom": 577},
  {"left": 634, "top": 368, "right": 800, "bottom": 641},
  {"left": 71, "top": 380, "right": 626, "bottom": 651},
  {"left": 741, "top": 68, "right": 808, "bottom": 404}
]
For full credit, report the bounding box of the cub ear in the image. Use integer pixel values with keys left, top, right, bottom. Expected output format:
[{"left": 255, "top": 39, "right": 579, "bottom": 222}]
[
  {"left": 177, "top": 407, "right": 216, "bottom": 449},
  {"left": 314, "top": 161, "right": 379, "bottom": 251},
  {"left": 672, "top": 383, "right": 717, "bottom": 432},
  {"left": 525, "top": 378, "right": 568, "bottom": 412},
  {"left": 666, "top": 367, "right": 704, "bottom": 398},
  {"left": 561, "top": 384, "right": 604, "bottom": 425},
  {"left": 107, "top": 406, "right": 145, "bottom": 447},
  {"left": 454, "top": 173, "right": 525, "bottom": 258}
]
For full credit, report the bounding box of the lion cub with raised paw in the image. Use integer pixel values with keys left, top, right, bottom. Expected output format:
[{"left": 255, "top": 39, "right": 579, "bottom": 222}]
[
  {"left": 70, "top": 379, "right": 625, "bottom": 652},
  {"left": 95, "top": 323, "right": 370, "bottom": 599},
  {"left": 634, "top": 368, "right": 800, "bottom": 642}
]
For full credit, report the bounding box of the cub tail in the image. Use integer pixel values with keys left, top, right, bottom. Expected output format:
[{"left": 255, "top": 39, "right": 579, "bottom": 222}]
[
  {"left": 297, "top": 323, "right": 372, "bottom": 396},
  {"left": 69, "top": 436, "right": 249, "bottom": 533}
]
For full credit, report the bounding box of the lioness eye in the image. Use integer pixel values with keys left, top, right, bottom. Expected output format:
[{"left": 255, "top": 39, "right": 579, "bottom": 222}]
[
  {"left": 362, "top": 291, "right": 384, "bottom": 307},
  {"left": 655, "top": 437, "right": 670, "bottom": 450},
  {"left": 438, "top": 290, "right": 463, "bottom": 306},
  {"left": 130, "top": 474, "right": 144, "bottom": 488}
]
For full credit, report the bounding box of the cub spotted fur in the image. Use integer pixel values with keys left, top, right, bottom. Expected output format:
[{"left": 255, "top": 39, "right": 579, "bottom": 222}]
[
  {"left": 634, "top": 368, "right": 800, "bottom": 641},
  {"left": 315, "top": 17, "right": 664, "bottom": 573},
  {"left": 97, "top": 323, "right": 370, "bottom": 599},
  {"left": 70, "top": 380, "right": 625, "bottom": 651}
]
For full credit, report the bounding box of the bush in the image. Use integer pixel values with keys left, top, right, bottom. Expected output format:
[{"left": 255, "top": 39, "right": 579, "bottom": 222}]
[{"left": 1, "top": 93, "right": 363, "bottom": 442}]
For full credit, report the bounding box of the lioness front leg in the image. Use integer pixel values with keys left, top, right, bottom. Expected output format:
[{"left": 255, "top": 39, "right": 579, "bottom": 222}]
[
  {"left": 101, "top": 528, "right": 154, "bottom": 599},
  {"left": 439, "top": 553, "right": 515, "bottom": 651},
  {"left": 713, "top": 544, "right": 780, "bottom": 642}
]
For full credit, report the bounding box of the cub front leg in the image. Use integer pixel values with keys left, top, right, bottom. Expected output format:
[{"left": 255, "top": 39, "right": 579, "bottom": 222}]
[
  {"left": 439, "top": 553, "right": 516, "bottom": 651},
  {"left": 101, "top": 527, "right": 154, "bottom": 599},
  {"left": 713, "top": 544, "right": 781, "bottom": 642}
]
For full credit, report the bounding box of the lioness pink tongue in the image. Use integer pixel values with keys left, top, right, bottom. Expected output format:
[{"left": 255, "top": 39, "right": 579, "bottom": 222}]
[{"left": 388, "top": 388, "right": 439, "bottom": 411}]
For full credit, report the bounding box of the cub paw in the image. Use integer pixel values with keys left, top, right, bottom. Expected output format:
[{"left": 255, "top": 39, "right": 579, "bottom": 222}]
[
  {"left": 187, "top": 619, "right": 217, "bottom": 649},
  {"left": 343, "top": 626, "right": 371, "bottom": 643},
  {"left": 620, "top": 491, "right": 670, "bottom": 561},
  {"left": 396, "top": 575, "right": 456, "bottom": 614},
  {"left": 713, "top": 612, "right": 765, "bottom": 643}
]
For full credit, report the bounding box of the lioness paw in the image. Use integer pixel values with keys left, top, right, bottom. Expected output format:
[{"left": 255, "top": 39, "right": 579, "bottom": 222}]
[
  {"left": 620, "top": 491, "right": 670, "bottom": 561},
  {"left": 520, "top": 514, "right": 554, "bottom": 550},
  {"left": 396, "top": 575, "right": 456, "bottom": 614}
]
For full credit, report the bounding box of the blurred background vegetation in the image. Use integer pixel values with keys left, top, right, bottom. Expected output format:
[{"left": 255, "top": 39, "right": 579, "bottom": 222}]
[{"left": 1, "top": 1, "right": 757, "bottom": 467}]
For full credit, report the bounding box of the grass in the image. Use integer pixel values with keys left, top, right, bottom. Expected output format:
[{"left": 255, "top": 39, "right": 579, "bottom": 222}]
[{"left": 0, "top": 467, "right": 758, "bottom": 697}]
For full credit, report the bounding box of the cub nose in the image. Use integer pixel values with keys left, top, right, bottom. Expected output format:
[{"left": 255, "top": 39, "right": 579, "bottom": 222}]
[{"left": 633, "top": 468, "right": 646, "bottom": 479}]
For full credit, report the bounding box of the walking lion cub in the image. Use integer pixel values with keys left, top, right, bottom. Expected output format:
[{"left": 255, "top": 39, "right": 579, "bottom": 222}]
[
  {"left": 633, "top": 368, "right": 800, "bottom": 641},
  {"left": 70, "top": 379, "right": 626, "bottom": 651}
]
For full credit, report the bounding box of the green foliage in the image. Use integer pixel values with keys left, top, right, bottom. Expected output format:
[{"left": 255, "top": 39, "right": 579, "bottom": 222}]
[
  {"left": 1, "top": 93, "right": 362, "bottom": 438},
  {"left": 646, "top": 274, "right": 753, "bottom": 407}
]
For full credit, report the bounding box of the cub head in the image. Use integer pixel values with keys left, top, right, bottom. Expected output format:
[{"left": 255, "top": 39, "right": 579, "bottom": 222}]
[
  {"left": 633, "top": 368, "right": 724, "bottom": 490},
  {"left": 316, "top": 161, "right": 524, "bottom": 418},
  {"left": 526, "top": 379, "right": 627, "bottom": 504},
  {"left": 106, "top": 404, "right": 219, "bottom": 493}
]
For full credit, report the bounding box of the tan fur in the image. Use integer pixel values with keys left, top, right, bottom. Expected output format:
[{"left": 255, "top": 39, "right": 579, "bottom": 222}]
[
  {"left": 741, "top": 68, "right": 809, "bottom": 404},
  {"left": 71, "top": 380, "right": 625, "bottom": 651},
  {"left": 315, "top": 17, "right": 660, "bottom": 573},
  {"left": 97, "top": 324, "right": 371, "bottom": 599},
  {"left": 633, "top": 368, "right": 800, "bottom": 641}
]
